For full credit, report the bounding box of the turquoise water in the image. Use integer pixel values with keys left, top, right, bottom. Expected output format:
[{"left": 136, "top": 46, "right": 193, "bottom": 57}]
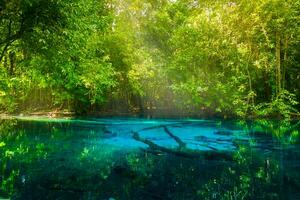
[{"left": 0, "top": 117, "right": 300, "bottom": 199}]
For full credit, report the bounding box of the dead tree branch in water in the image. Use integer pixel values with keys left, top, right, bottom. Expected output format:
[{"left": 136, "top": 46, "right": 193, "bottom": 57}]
[
  {"left": 163, "top": 126, "right": 186, "bottom": 149},
  {"left": 132, "top": 131, "right": 233, "bottom": 161}
]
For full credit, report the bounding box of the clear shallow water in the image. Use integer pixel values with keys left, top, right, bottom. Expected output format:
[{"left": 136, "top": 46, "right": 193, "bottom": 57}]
[{"left": 0, "top": 117, "right": 300, "bottom": 199}]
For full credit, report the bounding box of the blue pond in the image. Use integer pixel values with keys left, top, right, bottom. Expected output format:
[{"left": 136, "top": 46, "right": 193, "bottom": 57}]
[{"left": 0, "top": 117, "right": 299, "bottom": 199}]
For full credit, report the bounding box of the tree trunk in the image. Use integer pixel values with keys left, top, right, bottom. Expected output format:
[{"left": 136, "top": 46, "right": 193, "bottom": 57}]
[
  {"left": 282, "top": 35, "right": 288, "bottom": 90},
  {"left": 263, "top": 70, "right": 271, "bottom": 101},
  {"left": 9, "top": 51, "right": 15, "bottom": 76},
  {"left": 275, "top": 31, "right": 281, "bottom": 96}
]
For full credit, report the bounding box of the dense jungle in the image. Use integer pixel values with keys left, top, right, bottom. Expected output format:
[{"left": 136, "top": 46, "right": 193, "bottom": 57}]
[
  {"left": 1, "top": 1, "right": 300, "bottom": 200},
  {"left": 1, "top": 0, "right": 300, "bottom": 118}
]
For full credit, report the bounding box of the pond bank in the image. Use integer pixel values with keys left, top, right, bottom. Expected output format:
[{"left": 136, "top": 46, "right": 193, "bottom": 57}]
[{"left": 1, "top": 108, "right": 300, "bottom": 120}]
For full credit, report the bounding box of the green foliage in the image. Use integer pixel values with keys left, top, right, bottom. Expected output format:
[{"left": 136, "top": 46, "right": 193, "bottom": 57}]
[
  {"left": 0, "top": 0, "right": 116, "bottom": 113},
  {"left": 255, "top": 90, "right": 299, "bottom": 118},
  {"left": 134, "top": 0, "right": 300, "bottom": 118},
  {"left": 0, "top": 0, "right": 300, "bottom": 118}
]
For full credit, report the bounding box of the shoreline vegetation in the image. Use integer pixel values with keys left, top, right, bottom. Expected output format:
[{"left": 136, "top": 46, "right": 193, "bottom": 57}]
[
  {"left": 1, "top": 109, "right": 300, "bottom": 120},
  {"left": 1, "top": 0, "right": 300, "bottom": 119}
]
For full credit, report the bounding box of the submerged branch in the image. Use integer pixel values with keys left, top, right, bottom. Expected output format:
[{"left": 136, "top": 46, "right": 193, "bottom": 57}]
[
  {"left": 163, "top": 126, "right": 186, "bottom": 148},
  {"left": 132, "top": 131, "right": 233, "bottom": 161},
  {"left": 136, "top": 122, "right": 195, "bottom": 133},
  {"left": 132, "top": 131, "right": 199, "bottom": 158}
]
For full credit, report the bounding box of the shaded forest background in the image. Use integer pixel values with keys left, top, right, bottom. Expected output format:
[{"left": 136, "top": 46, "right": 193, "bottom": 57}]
[{"left": 0, "top": 0, "right": 300, "bottom": 118}]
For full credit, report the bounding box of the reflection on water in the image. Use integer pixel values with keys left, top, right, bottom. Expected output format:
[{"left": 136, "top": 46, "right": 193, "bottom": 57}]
[{"left": 0, "top": 117, "right": 299, "bottom": 199}]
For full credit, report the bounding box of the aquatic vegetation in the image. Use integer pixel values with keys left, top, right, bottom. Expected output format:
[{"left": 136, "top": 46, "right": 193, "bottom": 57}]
[{"left": 0, "top": 118, "right": 299, "bottom": 199}]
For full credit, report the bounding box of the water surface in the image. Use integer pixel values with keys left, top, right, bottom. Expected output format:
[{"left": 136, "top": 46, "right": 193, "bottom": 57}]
[{"left": 0, "top": 117, "right": 299, "bottom": 199}]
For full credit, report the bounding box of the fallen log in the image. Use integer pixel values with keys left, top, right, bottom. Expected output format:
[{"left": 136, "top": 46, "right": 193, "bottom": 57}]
[
  {"left": 136, "top": 122, "right": 191, "bottom": 132},
  {"left": 132, "top": 131, "right": 198, "bottom": 158},
  {"left": 163, "top": 126, "right": 186, "bottom": 149},
  {"left": 132, "top": 131, "right": 233, "bottom": 161}
]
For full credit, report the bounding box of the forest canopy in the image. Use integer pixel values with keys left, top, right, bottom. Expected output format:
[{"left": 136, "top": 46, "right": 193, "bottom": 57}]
[{"left": 0, "top": 0, "right": 300, "bottom": 118}]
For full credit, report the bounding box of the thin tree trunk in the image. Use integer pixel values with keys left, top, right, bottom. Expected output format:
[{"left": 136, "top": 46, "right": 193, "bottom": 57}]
[
  {"left": 246, "top": 65, "right": 254, "bottom": 105},
  {"left": 282, "top": 35, "right": 288, "bottom": 90},
  {"left": 9, "top": 51, "right": 15, "bottom": 76},
  {"left": 275, "top": 31, "right": 281, "bottom": 96},
  {"left": 246, "top": 48, "right": 254, "bottom": 109},
  {"left": 263, "top": 69, "right": 271, "bottom": 101}
]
